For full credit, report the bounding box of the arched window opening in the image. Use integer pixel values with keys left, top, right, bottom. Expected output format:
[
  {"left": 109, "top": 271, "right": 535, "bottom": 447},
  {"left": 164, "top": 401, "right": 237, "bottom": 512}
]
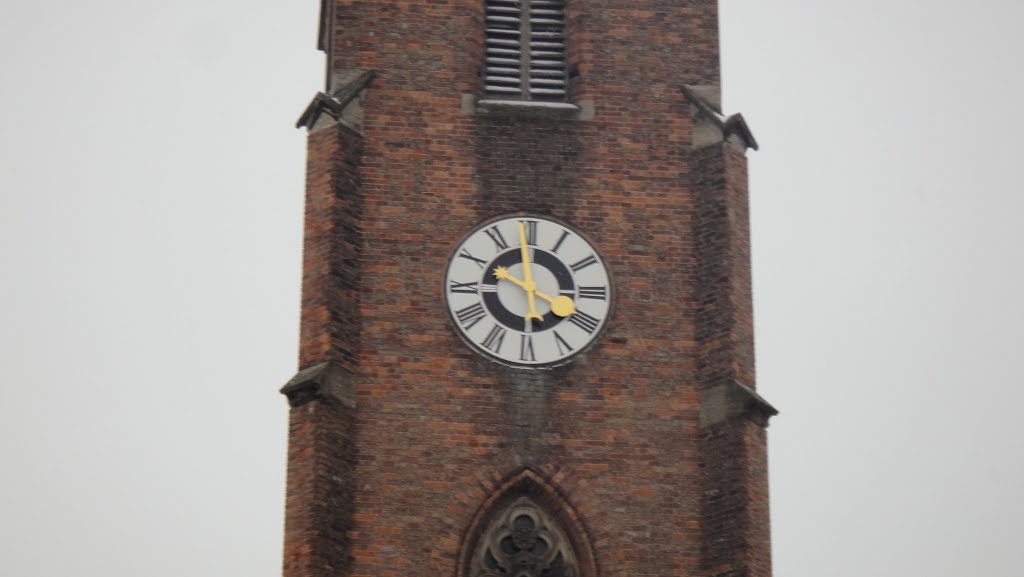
[{"left": 470, "top": 497, "right": 578, "bottom": 577}]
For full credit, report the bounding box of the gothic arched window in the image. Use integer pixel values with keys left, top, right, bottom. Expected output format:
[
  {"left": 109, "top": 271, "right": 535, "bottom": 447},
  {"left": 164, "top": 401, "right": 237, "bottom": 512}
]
[
  {"left": 470, "top": 497, "right": 578, "bottom": 577},
  {"left": 483, "top": 0, "right": 568, "bottom": 102}
]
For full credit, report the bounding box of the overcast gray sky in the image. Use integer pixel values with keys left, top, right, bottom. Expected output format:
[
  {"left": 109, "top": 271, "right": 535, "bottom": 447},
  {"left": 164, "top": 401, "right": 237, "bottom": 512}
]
[{"left": 2, "top": 1, "right": 1022, "bottom": 576}]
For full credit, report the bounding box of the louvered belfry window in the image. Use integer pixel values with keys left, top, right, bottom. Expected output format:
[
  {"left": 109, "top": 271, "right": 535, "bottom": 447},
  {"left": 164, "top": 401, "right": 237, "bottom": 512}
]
[{"left": 484, "top": 0, "right": 567, "bottom": 102}]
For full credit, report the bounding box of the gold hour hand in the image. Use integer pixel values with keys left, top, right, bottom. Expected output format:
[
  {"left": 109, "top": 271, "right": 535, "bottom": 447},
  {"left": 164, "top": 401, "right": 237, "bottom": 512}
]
[
  {"left": 518, "top": 222, "right": 542, "bottom": 322},
  {"left": 493, "top": 267, "right": 576, "bottom": 318}
]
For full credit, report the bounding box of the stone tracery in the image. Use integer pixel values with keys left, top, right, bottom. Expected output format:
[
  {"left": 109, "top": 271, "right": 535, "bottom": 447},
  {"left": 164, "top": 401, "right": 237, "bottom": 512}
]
[{"left": 471, "top": 497, "right": 577, "bottom": 577}]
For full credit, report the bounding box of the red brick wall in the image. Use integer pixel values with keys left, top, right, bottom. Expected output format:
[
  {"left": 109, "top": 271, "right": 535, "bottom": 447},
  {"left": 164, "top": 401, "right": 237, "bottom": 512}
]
[
  {"left": 699, "top": 418, "right": 772, "bottom": 577},
  {"left": 282, "top": 396, "right": 359, "bottom": 577},
  {"left": 694, "top": 145, "right": 756, "bottom": 391},
  {"left": 284, "top": 1, "right": 770, "bottom": 576},
  {"left": 299, "top": 124, "right": 364, "bottom": 370}
]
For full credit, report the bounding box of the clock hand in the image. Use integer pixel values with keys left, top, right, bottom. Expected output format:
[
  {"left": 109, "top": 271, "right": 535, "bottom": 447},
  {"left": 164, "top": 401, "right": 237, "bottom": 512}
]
[
  {"left": 518, "top": 222, "right": 543, "bottom": 322},
  {"left": 493, "top": 267, "right": 576, "bottom": 318}
]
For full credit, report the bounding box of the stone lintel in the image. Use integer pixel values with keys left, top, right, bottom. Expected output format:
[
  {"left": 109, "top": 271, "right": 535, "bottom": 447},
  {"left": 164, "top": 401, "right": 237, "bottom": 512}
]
[
  {"left": 280, "top": 362, "right": 357, "bottom": 408},
  {"left": 700, "top": 380, "right": 778, "bottom": 429}
]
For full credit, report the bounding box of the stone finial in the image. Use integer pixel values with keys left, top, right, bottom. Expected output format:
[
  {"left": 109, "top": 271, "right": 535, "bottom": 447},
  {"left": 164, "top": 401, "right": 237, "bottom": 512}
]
[
  {"left": 280, "top": 362, "right": 357, "bottom": 408},
  {"left": 296, "top": 69, "right": 375, "bottom": 133},
  {"left": 682, "top": 84, "right": 759, "bottom": 151},
  {"left": 700, "top": 380, "right": 778, "bottom": 428}
]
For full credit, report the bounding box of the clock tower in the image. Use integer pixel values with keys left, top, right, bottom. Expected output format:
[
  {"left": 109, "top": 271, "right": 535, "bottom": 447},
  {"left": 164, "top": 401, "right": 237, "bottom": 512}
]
[{"left": 282, "top": 1, "right": 776, "bottom": 577}]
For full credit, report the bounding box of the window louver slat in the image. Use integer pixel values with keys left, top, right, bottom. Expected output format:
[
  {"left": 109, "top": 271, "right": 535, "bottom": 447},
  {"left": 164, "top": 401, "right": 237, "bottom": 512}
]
[
  {"left": 529, "top": 89, "right": 566, "bottom": 96},
  {"left": 485, "top": 0, "right": 566, "bottom": 102},
  {"left": 529, "top": 31, "right": 563, "bottom": 38},
  {"left": 487, "top": 76, "right": 525, "bottom": 84}
]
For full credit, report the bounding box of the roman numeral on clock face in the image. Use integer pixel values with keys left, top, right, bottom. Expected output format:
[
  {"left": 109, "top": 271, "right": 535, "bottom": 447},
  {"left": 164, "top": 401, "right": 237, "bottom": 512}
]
[
  {"left": 481, "top": 324, "right": 507, "bottom": 353},
  {"left": 551, "top": 230, "right": 570, "bottom": 254},
  {"left": 568, "top": 310, "right": 601, "bottom": 334},
  {"left": 459, "top": 249, "right": 488, "bottom": 269},
  {"left": 455, "top": 302, "right": 487, "bottom": 330},
  {"left": 484, "top": 225, "right": 509, "bottom": 251},
  {"left": 519, "top": 220, "right": 538, "bottom": 246},
  {"left": 570, "top": 254, "right": 598, "bottom": 272},
  {"left": 519, "top": 334, "right": 536, "bottom": 362},
  {"left": 578, "top": 286, "right": 607, "bottom": 300},
  {"left": 553, "top": 331, "right": 574, "bottom": 356},
  {"left": 448, "top": 280, "right": 479, "bottom": 294}
]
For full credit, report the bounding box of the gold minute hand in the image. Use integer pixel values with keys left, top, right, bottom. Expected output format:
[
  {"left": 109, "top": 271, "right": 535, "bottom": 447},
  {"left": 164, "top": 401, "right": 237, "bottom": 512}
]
[
  {"left": 493, "top": 267, "right": 576, "bottom": 318},
  {"left": 518, "top": 222, "right": 543, "bottom": 322}
]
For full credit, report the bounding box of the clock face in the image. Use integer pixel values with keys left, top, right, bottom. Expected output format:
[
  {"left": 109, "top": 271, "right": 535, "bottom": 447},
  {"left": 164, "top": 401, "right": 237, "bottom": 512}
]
[{"left": 444, "top": 215, "right": 612, "bottom": 368}]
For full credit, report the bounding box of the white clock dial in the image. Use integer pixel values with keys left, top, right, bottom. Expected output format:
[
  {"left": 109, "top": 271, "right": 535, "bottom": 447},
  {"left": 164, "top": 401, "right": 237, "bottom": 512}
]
[{"left": 444, "top": 215, "right": 612, "bottom": 368}]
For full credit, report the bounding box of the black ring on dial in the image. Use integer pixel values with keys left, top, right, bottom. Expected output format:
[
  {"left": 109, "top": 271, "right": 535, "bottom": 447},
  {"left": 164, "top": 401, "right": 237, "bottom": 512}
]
[{"left": 481, "top": 248, "right": 576, "bottom": 333}]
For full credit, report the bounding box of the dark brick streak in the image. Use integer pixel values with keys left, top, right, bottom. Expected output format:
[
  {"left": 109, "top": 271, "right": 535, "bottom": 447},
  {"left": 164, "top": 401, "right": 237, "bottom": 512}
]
[
  {"left": 299, "top": 125, "right": 364, "bottom": 371},
  {"left": 693, "top": 145, "right": 756, "bottom": 391},
  {"left": 282, "top": 400, "right": 359, "bottom": 577}
]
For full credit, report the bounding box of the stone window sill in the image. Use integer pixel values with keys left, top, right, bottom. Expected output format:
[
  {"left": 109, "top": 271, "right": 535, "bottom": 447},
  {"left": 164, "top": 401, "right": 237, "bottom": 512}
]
[{"left": 465, "top": 97, "right": 593, "bottom": 120}]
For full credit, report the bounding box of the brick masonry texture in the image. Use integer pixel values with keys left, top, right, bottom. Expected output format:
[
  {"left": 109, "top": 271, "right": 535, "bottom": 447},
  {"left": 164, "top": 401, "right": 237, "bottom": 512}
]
[
  {"left": 282, "top": 2, "right": 772, "bottom": 577},
  {"left": 299, "top": 125, "right": 364, "bottom": 371}
]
